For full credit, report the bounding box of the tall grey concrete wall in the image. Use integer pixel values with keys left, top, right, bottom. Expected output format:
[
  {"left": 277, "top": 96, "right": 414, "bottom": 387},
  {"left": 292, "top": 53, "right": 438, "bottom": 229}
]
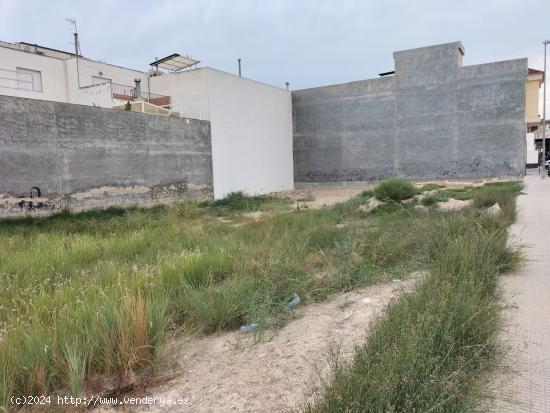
[
  {"left": 0, "top": 95, "right": 213, "bottom": 216},
  {"left": 292, "top": 42, "right": 527, "bottom": 183}
]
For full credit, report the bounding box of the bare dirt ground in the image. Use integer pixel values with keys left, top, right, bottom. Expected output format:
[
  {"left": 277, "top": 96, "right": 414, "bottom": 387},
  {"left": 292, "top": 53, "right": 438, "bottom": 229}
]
[
  {"left": 437, "top": 198, "right": 473, "bottom": 210},
  {"left": 100, "top": 275, "right": 422, "bottom": 412},
  {"left": 281, "top": 178, "right": 501, "bottom": 209},
  {"left": 283, "top": 184, "right": 375, "bottom": 208}
]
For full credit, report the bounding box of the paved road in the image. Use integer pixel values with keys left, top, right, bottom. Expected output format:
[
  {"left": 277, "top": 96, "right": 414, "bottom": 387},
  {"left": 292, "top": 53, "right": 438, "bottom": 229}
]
[{"left": 491, "top": 170, "right": 550, "bottom": 412}]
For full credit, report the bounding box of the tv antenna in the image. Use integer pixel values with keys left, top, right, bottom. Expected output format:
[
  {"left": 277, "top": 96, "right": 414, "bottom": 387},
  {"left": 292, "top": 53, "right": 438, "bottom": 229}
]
[
  {"left": 66, "top": 17, "right": 82, "bottom": 87},
  {"left": 65, "top": 17, "right": 81, "bottom": 55}
]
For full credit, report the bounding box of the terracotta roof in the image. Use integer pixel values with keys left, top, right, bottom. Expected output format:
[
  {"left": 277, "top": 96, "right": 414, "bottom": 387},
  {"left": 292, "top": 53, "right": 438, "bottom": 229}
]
[{"left": 529, "top": 68, "right": 544, "bottom": 75}]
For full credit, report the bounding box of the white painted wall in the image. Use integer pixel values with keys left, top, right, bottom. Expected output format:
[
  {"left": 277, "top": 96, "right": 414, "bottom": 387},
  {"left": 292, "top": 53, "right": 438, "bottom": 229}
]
[
  {"left": 206, "top": 68, "right": 294, "bottom": 198},
  {"left": 526, "top": 132, "right": 538, "bottom": 165},
  {"left": 64, "top": 58, "right": 147, "bottom": 107},
  {"left": 149, "top": 69, "right": 210, "bottom": 120},
  {"left": 0, "top": 45, "right": 148, "bottom": 108},
  {"left": 66, "top": 57, "right": 146, "bottom": 89},
  {"left": 0, "top": 46, "right": 68, "bottom": 102},
  {"left": 68, "top": 82, "right": 114, "bottom": 107}
]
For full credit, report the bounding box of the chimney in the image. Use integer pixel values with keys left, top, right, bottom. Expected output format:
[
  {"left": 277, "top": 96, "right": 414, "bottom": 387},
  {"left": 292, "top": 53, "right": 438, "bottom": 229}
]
[{"left": 134, "top": 78, "right": 142, "bottom": 99}]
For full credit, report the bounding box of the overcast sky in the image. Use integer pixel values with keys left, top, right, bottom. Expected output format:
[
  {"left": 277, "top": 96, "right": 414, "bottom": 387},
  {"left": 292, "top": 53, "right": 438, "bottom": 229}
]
[{"left": 1, "top": 0, "right": 550, "bottom": 91}]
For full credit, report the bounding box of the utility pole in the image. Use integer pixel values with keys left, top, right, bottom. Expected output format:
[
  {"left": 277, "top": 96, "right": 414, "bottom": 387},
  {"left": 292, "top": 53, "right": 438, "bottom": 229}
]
[
  {"left": 543, "top": 41, "right": 550, "bottom": 177},
  {"left": 66, "top": 18, "right": 81, "bottom": 88}
]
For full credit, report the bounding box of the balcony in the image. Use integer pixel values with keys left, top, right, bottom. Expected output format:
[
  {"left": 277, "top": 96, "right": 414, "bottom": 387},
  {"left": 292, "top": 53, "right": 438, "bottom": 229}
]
[{"left": 110, "top": 83, "right": 171, "bottom": 107}]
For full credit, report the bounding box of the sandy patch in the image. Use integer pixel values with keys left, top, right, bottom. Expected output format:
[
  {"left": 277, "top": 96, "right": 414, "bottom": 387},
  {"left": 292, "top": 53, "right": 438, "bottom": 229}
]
[
  {"left": 278, "top": 178, "right": 509, "bottom": 210},
  {"left": 437, "top": 199, "right": 473, "bottom": 210},
  {"left": 359, "top": 198, "right": 384, "bottom": 212},
  {"left": 99, "top": 275, "right": 423, "bottom": 412},
  {"left": 281, "top": 184, "right": 374, "bottom": 209},
  {"left": 242, "top": 211, "right": 264, "bottom": 220}
]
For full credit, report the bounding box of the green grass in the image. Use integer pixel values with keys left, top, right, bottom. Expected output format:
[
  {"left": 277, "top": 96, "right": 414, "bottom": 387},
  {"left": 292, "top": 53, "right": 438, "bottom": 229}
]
[
  {"left": 303, "top": 182, "right": 523, "bottom": 412},
  {"left": 0, "top": 183, "right": 523, "bottom": 407},
  {"left": 374, "top": 179, "right": 417, "bottom": 202},
  {"left": 0, "top": 192, "right": 421, "bottom": 404},
  {"left": 473, "top": 182, "right": 523, "bottom": 219},
  {"left": 199, "top": 191, "right": 291, "bottom": 215},
  {"left": 421, "top": 192, "right": 449, "bottom": 206}
]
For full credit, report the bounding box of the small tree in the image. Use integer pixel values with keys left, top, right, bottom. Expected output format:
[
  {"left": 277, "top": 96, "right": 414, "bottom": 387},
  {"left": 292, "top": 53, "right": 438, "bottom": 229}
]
[{"left": 124, "top": 101, "right": 132, "bottom": 112}]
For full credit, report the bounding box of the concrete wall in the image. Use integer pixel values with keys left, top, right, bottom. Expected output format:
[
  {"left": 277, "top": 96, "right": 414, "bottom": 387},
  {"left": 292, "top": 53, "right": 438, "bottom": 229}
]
[
  {"left": 292, "top": 42, "right": 527, "bottom": 183},
  {"left": 205, "top": 68, "right": 294, "bottom": 199},
  {"left": 0, "top": 95, "right": 213, "bottom": 216}
]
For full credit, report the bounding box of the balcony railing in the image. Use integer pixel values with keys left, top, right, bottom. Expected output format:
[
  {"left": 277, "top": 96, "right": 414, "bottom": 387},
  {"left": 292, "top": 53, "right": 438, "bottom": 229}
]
[{"left": 110, "top": 82, "right": 171, "bottom": 107}]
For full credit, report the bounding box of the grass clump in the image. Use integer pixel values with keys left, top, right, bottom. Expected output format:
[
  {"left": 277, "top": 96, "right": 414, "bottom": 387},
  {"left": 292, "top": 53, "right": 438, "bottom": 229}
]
[
  {"left": 373, "top": 179, "right": 416, "bottom": 202},
  {"left": 200, "top": 191, "right": 290, "bottom": 215},
  {"left": 421, "top": 192, "right": 449, "bottom": 206},
  {"left": 473, "top": 182, "right": 522, "bottom": 216},
  {"left": 304, "top": 184, "right": 522, "bottom": 412},
  {"left": 417, "top": 183, "right": 445, "bottom": 193}
]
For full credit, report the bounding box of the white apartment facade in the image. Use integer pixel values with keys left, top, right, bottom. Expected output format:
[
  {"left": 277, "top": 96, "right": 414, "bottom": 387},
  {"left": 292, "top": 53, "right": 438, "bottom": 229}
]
[{"left": 0, "top": 40, "right": 294, "bottom": 198}]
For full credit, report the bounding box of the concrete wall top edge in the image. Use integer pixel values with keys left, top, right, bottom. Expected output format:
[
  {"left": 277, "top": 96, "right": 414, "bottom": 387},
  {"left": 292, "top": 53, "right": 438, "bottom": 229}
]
[
  {"left": 0, "top": 94, "right": 209, "bottom": 123},
  {"left": 392, "top": 41, "right": 465, "bottom": 57},
  {"left": 203, "top": 67, "right": 290, "bottom": 92},
  {"left": 293, "top": 42, "right": 527, "bottom": 93},
  {"left": 461, "top": 58, "right": 528, "bottom": 75},
  {"left": 292, "top": 75, "right": 395, "bottom": 95}
]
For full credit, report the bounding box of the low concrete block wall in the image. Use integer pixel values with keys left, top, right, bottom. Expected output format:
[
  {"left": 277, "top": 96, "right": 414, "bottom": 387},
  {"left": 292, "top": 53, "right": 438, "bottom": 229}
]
[
  {"left": 292, "top": 42, "right": 527, "bottom": 184},
  {"left": 0, "top": 95, "right": 213, "bottom": 216}
]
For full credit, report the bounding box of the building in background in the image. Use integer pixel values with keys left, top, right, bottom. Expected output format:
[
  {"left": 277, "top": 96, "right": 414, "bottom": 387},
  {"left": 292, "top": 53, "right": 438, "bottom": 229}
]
[
  {"left": 525, "top": 68, "right": 544, "bottom": 167},
  {"left": 0, "top": 39, "right": 541, "bottom": 216},
  {"left": 0, "top": 40, "right": 294, "bottom": 199}
]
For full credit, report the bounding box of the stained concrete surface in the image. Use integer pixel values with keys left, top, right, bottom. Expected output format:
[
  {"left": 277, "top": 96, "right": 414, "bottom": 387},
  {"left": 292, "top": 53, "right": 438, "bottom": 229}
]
[
  {"left": 0, "top": 95, "right": 213, "bottom": 216},
  {"left": 490, "top": 169, "right": 550, "bottom": 412},
  {"left": 292, "top": 42, "right": 526, "bottom": 184}
]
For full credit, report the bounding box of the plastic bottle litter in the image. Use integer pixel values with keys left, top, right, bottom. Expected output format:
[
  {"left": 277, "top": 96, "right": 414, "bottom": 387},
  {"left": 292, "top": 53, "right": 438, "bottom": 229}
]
[
  {"left": 239, "top": 322, "right": 258, "bottom": 333},
  {"left": 287, "top": 293, "right": 302, "bottom": 308},
  {"left": 392, "top": 279, "right": 402, "bottom": 283}
]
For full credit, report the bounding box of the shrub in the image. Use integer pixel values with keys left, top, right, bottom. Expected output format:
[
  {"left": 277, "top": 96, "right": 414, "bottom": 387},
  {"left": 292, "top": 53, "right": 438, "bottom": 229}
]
[{"left": 374, "top": 179, "right": 416, "bottom": 202}]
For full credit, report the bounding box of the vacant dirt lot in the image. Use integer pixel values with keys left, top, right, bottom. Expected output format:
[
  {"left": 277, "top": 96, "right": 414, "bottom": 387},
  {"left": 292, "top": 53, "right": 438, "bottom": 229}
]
[{"left": 102, "top": 275, "right": 420, "bottom": 412}]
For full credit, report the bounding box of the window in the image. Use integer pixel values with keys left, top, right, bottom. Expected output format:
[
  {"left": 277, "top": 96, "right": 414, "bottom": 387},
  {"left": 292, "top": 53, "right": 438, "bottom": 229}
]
[
  {"left": 92, "top": 76, "right": 112, "bottom": 85},
  {"left": 16, "top": 68, "right": 42, "bottom": 92}
]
